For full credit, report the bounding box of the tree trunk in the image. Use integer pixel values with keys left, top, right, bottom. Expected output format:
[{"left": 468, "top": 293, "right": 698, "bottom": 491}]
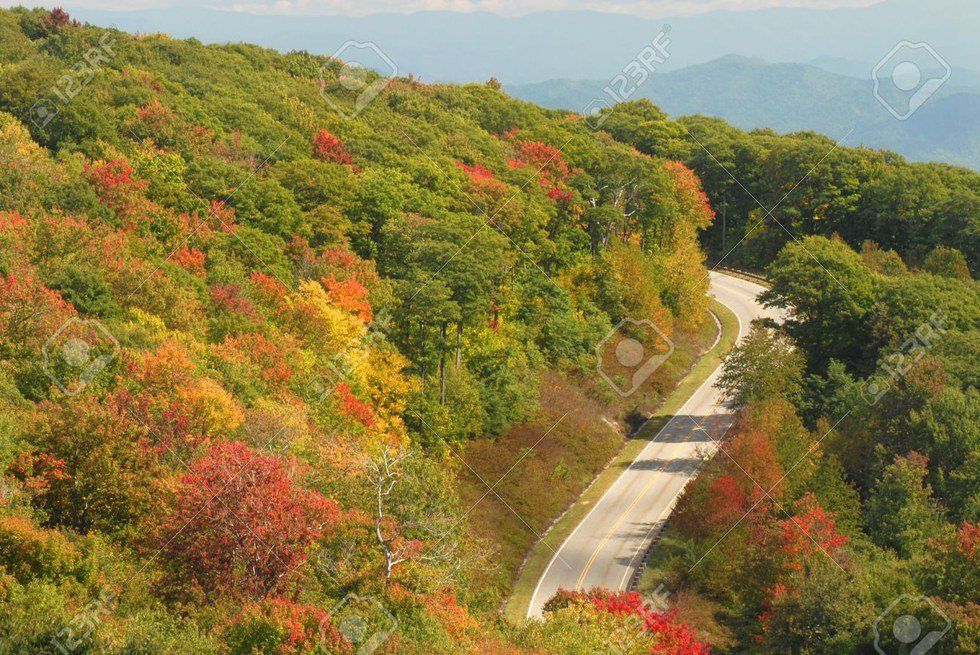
[
  {"left": 439, "top": 322, "right": 447, "bottom": 405},
  {"left": 455, "top": 322, "right": 462, "bottom": 368}
]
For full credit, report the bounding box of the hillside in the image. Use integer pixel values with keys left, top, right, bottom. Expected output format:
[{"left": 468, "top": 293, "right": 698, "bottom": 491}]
[
  {"left": 506, "top": 56, "right": 980, "bottom": 169},
  {"left": 595, "top": 98, "right": 979, "bottom": 654},
  {"left": 0, "top": 7, "right": 716, "bottom": 654},
  {"left": 0, "top": 7, "right": 976, "bottom": 655}
]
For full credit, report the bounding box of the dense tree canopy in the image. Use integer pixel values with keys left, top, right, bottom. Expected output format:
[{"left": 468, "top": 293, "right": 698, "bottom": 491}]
[
  {"left": 0, "top": 7, "right": 718, "bottom": 654},
  {"left": 656, "top": 236, "right": 978, "bottom": 653},
  {"left": 598, "top": 100, "right": 980, "bottom": 276},
  {"left": 0, "top": 7, "right": 976, "bottom": 654}
]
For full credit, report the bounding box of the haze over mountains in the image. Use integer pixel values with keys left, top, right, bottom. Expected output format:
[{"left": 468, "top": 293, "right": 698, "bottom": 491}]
[
  {"left": 64, "top": 0, "right": 978, "bottom": 83},
  {"left": 62, "top": 0, "right": 979, "bottom": 168},
  {"left": 507, "top": 55, "right": 980, "bottom": 169}
]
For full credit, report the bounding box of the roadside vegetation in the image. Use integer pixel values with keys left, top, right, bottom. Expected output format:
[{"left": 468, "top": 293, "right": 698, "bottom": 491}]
[
  {"left": 0, "top": 7, "right": 975, "bottom": 655},
  {"left": 639, "top": 236, "right": 978, "bottom": 654},
  {"left": 0, "top": 7, "right": 714, "bottom": 654}
]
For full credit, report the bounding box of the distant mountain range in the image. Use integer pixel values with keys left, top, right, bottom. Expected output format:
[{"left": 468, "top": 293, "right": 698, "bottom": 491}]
[
  {"left": 506, "top": 55, "right": 980, "bottom": 170},
  {"left": 807, "top": 55, "right": 980, "bottom": 88},
  {"left": 62, "top": 0, "right": 978, "bottom": 169},
  {"left": 66, "top": 0, "right": 979, "bottom": 85}
]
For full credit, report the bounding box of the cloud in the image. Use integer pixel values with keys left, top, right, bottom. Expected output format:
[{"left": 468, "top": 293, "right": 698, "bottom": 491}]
[{"left": 1, "top": 0, "right": 885, "bottom": 17}]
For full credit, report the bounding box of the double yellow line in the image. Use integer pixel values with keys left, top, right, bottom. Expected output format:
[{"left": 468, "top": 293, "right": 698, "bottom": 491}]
[
  {"left": 572, "top": 276, "right": 763, "bottom": 591},
  {"left": 574, "top": 418, "right": 706, "bottom": 589}
]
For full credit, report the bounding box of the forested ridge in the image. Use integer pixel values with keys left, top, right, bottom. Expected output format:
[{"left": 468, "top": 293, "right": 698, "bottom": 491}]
[
  {"left": 592, "top": 105, "right": 979, "bottom": 652},
  {"left": 597, "top": 100, "right": 980, "bottom": 275},
  {"left": 0, "top": 6, "right": 976, "bottom": 655},
  {"left": 0, "top": 7, "right": 715, "bottom": 654}
]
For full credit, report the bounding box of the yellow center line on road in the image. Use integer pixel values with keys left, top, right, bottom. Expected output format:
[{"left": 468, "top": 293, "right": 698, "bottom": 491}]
[
  {"left": 573, "top": 421, "right": 698, "bottom": 589},
  {"left": 570, "top": 278, "right": 765, "bottom": 594}
]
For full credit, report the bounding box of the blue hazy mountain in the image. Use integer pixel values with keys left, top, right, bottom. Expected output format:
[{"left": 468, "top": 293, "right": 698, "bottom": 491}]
[
  {"left": 506, "top": 55, "right": 980, "bottom": 169},
  {"left": 64, "top": 0, "right": 978, "bottom": 168},
  {"left": 68, "top": 0, "right": 978, "bottom": 85},
  {"left": 507, "top": 56, "right": 879, "bottom": 137}
]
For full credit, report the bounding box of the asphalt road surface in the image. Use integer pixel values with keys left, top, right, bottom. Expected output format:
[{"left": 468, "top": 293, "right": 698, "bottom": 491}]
[{"left": 527, "top": 271, "right": 783, "bottom": 618}]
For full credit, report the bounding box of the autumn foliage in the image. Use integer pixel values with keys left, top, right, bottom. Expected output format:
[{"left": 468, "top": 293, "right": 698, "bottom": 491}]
[
  {"left": 313, "top": 129, "right": 353, "bottom": 165},
  {"left": 545, "top": 589, "right": 711, "bottom": 655},
  {"left": 0, "top": 269, "right": 75, "bottom": 353},
  {"left": 664, "top": 161, "right": 715, "bottom": 230},
  {"left": 506, "top": 136, "right": 575, "bottom": 204},
  {"left": 11, "top": 11, "right": 963, "bottom": 655},
  {"left": 85, "top": 158, "right": 147, "bottom": 201},
  {"left": 225, "top": 599, "right": 343, "bottom": 655},
  {"left": 779, "top": 493, "right": 848, "bottom": 571},
  {"left": 456, "top": 159, "right": 507, "bottom": 197},
  {"left": 161, "top": 441, "right": 339, "bottom": 598}
]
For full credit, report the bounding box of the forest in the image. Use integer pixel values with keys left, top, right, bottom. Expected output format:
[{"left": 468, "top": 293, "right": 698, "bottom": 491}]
[
  {"left": 594, "top": 100, "right": 977, "bottom": 653},
  {"left": 0, "top": 7, "right": 976, "bottom": 655},
  {"left": 599, "top": 100, "right": 979, "bottom": 275}
]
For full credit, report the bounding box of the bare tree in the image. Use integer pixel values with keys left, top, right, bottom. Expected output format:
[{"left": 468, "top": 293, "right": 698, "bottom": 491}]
[
  {"left": 368, "top": 447, "right": 411, "bottom": 583},
  {"left": 367, "top": 447, "right": 492, "bottom": 586}
]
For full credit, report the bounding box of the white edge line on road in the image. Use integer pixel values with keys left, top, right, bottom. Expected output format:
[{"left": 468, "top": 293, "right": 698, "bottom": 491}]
[
  {"left": 615, "top": 312, "right": 728, "bottom": 592},
  {"left": 526, "top": 277, "right": 747, "bottom": 618},
  {"left": 618, "top": 494, "right": 680, "bottom": 591}
]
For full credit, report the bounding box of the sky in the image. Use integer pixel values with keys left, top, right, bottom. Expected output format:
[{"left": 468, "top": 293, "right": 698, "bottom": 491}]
[{"left": 0, "top": 0, "right": 885, "bottom": 17}]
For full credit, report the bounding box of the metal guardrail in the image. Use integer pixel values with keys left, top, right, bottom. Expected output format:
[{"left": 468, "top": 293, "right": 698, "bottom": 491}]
[
  {"left": 712, "top": 265, "right": 770, "bottom": 286},
  {"left": 626, "top": 516, "right": 672, "bottom": 591},
  {"left": 626, "top": 265, "right": 771, "bottom": 594}
]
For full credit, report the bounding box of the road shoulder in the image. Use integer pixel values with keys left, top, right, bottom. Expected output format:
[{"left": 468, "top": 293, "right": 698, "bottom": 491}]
[{"left": 504, "top": 297, "right": 740, "bottom": 623}]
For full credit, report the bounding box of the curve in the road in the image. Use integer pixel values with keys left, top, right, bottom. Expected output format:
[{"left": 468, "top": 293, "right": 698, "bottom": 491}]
[{"left": 527, "top": 271, "right": 782, "bottom": 618}]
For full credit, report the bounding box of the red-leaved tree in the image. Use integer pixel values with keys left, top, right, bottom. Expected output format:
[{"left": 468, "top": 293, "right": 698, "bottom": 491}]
[
  {"left": 313, "top": 129, "right": 353, "bottom": 165},
  {"left": 779, "top": 493, "right": 848, "bottom": 571},
  {"left": 161, "top": 441, "right": 338, "bottom": 598},
  {"left": 506, "top": 138, "right": 574, "bottom": 205},
  {"left": 545, "top": 589, "right": 711, "bottom": 655},
  {"left": 664, "top": 161, "right": 715, "bottom": 229}
]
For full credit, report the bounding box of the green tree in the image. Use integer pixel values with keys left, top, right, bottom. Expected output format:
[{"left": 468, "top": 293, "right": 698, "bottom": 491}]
[
  {"left": 865, "top": 452, "right": 946, "bottom": 558},
  {"left": 718, "top": 323, "right": 805, "bottom": 407},
  {"left": 762, "top": 236, "right": 878, "bottom": 373}
]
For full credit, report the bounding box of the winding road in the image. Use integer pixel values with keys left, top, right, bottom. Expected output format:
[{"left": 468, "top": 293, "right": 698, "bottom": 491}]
[{"left": 527, "top": 271, "right": 783, "bottom": 618}]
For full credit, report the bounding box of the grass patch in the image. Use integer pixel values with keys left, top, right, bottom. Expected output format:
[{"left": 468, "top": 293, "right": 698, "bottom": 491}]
[
  {"left": 458, "top": 368, "right": 622, "bottom": 601},
  {"left": 636, "top": 532, "right": 737, "bottom": 650},
  {"left": 497, "top": 298, "right": 740, "bottom": 623}
]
